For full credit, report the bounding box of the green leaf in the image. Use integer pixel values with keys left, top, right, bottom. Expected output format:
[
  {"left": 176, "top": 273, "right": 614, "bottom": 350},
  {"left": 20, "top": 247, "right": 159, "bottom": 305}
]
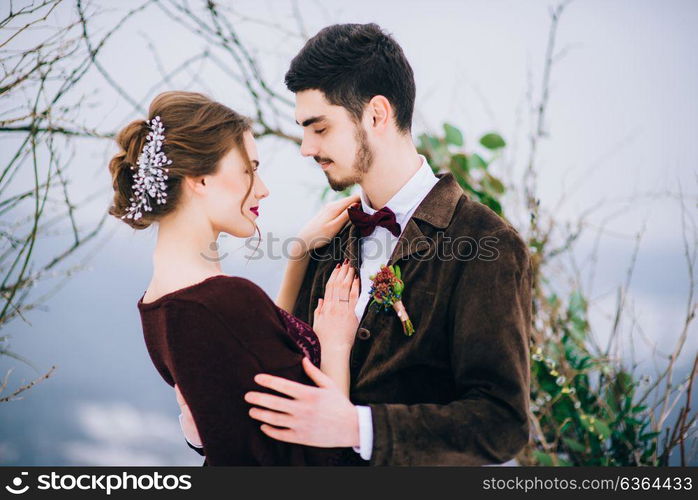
[
  {"left": 449, "top": 153, "right": 468, "bottom": 174},
  {"left": 563, "top": 437, "right": 587, "bottom": 453},
  {"left": 479, "top": 132, "right": 506, "bottom": 150},
  {"left": 626, "top": 416, "right": 643, "bottom": 426},
  {"left": 417, "top": 133, "right": 442, "bottom": 152},
  {"left": 568, "top": 290, "right": 587, "bottom": 316},
  {"left": 606, "top": 390, "right": 621, "bottom": 414},
  {"left": 595, "top": 420, "right": 612, "bottom": 439},
  {"left": 484, "top": 173, "right": 505, "bottom": 194},
  {"left": 394, "top": 265, "right": 401, "bottom": 280},
  {"left": 443, "top": 123, "right": 464, "bottom": 146},
  {"left": 578, "top": 356, "right": 592, "bottom": 370},
  {"left": 451, "top": 168, "right": 471, "bottom": 192},
  {"left": 639, "top": 431, "right": 660, "bottom": 441},
  {"left": 470, "top": 153, "right": 487, "bottom": 170},
  {"left": 532, "top": 450, "right": 554, "bottom": 466},
  {"left": 615, "top": 372, "right": 635, "bottom": 396},
  {"left": 464, "top": 184, "right": 485, "bottom": 198},
  {"left": 480, "top": 194, "right": 502, "bottom": 216}
]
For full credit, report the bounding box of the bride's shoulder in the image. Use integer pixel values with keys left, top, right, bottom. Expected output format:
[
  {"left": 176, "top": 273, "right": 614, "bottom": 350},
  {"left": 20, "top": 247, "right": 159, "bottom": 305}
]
[
  {"left": 201, "top": 275, "right": 276, "bottom": 314},
  {"left": 214, "top": 275, "right": 269, "bottom": 297},
  {"left": 159, "top": 275, "right": 280, "bottom": 334}
]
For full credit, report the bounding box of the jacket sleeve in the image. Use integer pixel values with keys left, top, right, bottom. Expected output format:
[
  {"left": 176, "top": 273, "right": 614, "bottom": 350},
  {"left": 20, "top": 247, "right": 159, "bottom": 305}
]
[
  {"left": 367, "top": 227, "right": 532, "bottom": 465},
  {"left": 163, "top": 294, "right": 311, "bottom": 465}
]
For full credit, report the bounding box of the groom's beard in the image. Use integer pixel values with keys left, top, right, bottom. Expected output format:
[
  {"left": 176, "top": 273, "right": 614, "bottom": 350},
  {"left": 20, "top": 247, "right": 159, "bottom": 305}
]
[{"left": 325, "top": 124, "right": 373, "bottom": 192}]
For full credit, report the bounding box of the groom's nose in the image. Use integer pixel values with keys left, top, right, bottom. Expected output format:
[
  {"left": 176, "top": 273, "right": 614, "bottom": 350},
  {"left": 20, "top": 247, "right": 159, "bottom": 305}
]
[{"left": 299, "top": 134, "right": 318, "bottom": 157}]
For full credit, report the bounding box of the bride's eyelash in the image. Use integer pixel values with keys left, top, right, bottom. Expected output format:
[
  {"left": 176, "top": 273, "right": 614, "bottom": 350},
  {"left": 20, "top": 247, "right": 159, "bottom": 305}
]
[{"left": 315, "top": 128, "right": 326, "bottom": 134}]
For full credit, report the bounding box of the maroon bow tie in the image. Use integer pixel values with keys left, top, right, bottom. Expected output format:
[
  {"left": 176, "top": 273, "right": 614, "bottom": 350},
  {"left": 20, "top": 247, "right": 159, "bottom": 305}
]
[{"left": 347, "top": 203, "right": 402, "bottom": 238}]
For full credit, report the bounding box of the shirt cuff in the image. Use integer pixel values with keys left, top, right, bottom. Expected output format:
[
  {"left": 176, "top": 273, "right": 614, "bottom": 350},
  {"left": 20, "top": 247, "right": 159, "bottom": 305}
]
[
  {"left": 352, "top": 405, "right": 373, "bottom": 461},
  {"left": 178, "top": 412, "right": 203, "bottom": 448}
]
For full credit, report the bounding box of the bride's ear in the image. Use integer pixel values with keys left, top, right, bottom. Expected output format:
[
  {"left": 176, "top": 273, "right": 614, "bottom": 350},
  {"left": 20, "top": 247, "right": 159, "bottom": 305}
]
[{"left": 183, "top": 175, "right": 207, "bottom": 196}]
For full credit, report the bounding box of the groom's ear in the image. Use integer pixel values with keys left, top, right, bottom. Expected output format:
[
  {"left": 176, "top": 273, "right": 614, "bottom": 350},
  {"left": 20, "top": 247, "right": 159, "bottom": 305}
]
[{"left": 367, "top": 95, "right": 392, "bottom": 131}]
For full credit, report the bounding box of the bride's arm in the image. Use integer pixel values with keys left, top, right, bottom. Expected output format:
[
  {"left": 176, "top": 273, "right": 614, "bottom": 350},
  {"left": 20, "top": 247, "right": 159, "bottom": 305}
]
[
  {"left": 312, "top": 261, "right": 360, "bottom": 397},
  {"left": 275, "top": 240, "right": 311, "bottom": 313},
  {"left": 320, "top": 345, "right": 352, "bottom": 397},
  {"left": 275, "top": 195, "right": 360, "bottom": 313}
]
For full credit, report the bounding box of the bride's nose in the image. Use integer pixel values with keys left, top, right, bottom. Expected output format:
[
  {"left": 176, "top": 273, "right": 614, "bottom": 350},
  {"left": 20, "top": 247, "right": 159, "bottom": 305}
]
[{"left": 255, "top": 174, "right": 270, "bottom": 200}]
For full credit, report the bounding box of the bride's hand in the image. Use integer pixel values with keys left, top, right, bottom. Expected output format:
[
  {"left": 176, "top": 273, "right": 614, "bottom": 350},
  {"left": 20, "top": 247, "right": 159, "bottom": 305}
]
[
  {"left": 313, "top": 260, "right": 360, "bottom": 353},
  {"left": 295, "top": 195, "right": 361, "bottom": 256}
]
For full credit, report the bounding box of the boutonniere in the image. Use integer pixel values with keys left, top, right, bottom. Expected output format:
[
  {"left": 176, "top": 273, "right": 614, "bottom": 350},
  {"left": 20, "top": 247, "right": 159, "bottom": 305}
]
[{"left": 368, "top": 264, "right": 414, "bottom": 336}]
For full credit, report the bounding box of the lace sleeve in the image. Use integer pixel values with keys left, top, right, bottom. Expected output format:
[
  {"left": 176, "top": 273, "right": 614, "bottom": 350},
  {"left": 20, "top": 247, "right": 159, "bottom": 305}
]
[{"left": 275, "top": 306, "right": 321, "bottom": 368}]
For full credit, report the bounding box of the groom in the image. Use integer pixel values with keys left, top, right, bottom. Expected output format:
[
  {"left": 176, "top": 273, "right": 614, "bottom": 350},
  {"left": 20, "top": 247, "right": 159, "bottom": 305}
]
[{"left": 188, "top": 23, "right": 532, "bottom": 465}]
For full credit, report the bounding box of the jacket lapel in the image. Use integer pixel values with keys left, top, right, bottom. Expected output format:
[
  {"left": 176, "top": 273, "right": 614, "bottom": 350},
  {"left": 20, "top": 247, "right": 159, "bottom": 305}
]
[
  {"left": 386, "top": 218, "right": 429, "bottom": 266},
  {"left": 388, "top": 172, "right": 464, "bottom": 265},
  {"left": 341, "top": 222, "right": 361, "bottom": 271}
]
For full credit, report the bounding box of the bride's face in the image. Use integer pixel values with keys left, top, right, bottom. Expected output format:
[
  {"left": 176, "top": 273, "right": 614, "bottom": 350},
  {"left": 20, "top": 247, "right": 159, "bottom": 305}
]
[{"left": 199, "top": 130, "right": 269, "bottom": 238}]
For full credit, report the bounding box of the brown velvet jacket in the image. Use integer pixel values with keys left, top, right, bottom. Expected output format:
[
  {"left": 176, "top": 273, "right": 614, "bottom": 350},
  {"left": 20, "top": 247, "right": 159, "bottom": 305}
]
[{"left": 292, "top": 172, "right": 532, "bottom": 466}]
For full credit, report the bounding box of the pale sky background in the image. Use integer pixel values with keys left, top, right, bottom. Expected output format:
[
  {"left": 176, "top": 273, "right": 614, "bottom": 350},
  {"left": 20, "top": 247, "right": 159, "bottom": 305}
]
[{"left": 1, "top": 0, "right": 696, "bottom": 465}]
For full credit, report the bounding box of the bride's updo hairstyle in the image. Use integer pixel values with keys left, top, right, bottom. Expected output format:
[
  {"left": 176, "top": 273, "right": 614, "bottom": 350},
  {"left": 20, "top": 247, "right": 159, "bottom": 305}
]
[{"left": 108, "top": 91, "right": 253, "bottom": 230}]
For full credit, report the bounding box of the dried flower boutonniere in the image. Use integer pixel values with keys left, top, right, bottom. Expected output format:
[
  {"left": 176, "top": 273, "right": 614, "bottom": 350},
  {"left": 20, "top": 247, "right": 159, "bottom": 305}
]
[{"left": 368, "top": 264, "right": 414, "bottom": 336}]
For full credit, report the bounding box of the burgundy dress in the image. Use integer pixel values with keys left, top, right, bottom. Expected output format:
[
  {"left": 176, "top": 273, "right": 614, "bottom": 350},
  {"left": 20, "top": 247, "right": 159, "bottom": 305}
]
[{"left": 136, "top": 274, "right": 344, "bottom": 466}]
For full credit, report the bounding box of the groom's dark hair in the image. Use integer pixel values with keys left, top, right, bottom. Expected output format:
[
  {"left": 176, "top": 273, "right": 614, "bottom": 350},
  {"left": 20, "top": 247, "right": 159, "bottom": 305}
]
[{"left": 285, "top": 23, "right": 415, "bottom": 133}]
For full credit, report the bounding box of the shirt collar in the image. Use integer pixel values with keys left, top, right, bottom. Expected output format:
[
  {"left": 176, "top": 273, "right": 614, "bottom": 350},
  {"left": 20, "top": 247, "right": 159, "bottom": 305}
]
[{"left": 359, "top": 155, "right": 436, "bottom": 222}]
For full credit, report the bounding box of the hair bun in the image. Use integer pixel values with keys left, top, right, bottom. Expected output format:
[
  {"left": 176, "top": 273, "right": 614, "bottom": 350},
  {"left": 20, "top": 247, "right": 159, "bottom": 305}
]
[{"left": 107, "top": 119, "right": 152, "bottom": 229}]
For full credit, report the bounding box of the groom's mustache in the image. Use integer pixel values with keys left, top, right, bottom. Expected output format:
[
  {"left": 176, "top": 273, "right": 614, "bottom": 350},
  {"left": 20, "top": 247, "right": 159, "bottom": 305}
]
[{"left": 314, "top": 156, "right": 333, "bottom": 165}]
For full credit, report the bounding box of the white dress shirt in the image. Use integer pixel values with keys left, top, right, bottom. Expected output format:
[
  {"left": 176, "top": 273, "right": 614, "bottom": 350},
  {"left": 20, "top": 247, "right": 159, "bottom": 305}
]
[{"left": 183, "top": 155, "right": 440, "bottom": 461}]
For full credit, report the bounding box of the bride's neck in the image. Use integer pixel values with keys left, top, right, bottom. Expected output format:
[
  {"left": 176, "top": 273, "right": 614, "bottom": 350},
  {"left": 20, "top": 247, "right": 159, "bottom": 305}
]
[{"left": 152, "top": 208, "right": 223, "bottom": 279}]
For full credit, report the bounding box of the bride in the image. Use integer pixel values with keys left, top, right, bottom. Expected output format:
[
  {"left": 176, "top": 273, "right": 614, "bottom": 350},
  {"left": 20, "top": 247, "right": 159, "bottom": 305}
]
[{"left": 108, "top": 90, "right": 361, "bottom": 465}]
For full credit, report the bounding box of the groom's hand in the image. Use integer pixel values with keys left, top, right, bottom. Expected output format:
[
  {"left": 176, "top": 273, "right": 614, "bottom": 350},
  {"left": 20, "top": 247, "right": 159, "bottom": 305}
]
[{"left": 244, "top": 358, "right": 360, "bottom": 448}]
